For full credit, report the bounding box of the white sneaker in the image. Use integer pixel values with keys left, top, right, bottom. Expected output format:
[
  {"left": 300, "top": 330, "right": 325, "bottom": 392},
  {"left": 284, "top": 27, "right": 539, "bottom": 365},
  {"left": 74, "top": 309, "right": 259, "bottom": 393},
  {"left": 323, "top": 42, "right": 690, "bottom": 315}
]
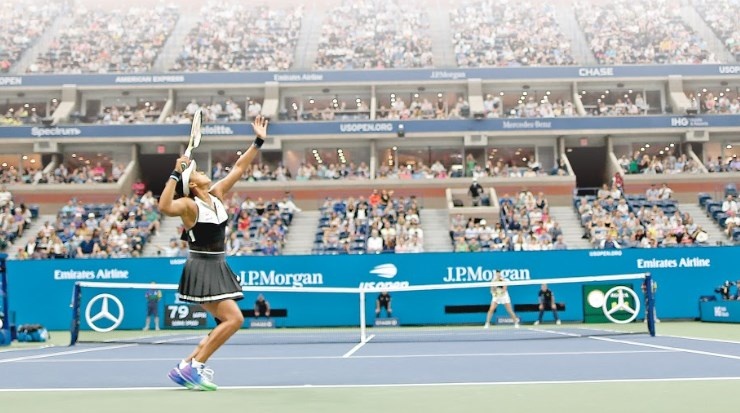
[
  {"left": 484, "top": 323, "right": 490, "bottom": 329},
  {"left": 533, "top": 320, "right": 540, "bottom": 326},
  {"left": 655, "top": 318, "right": 661, "bottom": 323},
  {"left": 514, "top": 320, "right": 520, "bottom": 329},
  {"left": 556, "top": 320, "right": 561, "bottom": 325}
]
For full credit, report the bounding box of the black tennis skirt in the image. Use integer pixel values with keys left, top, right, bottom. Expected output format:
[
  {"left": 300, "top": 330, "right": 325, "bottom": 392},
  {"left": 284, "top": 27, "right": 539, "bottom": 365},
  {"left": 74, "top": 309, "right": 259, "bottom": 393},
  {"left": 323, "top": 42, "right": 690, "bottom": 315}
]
[{"left": 177, "top": 251, "right": 244, "bottom": 303}]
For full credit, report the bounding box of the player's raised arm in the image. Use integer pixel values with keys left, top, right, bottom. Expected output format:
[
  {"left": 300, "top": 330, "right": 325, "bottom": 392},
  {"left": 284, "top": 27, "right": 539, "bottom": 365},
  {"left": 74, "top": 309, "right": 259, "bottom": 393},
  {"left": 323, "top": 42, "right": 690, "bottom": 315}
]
[
  {"left": 159, "top": 156, "right": 197, "bottom": 221},
  {"left": 210, "top": 115, "right": 269, "bottom": 199}
]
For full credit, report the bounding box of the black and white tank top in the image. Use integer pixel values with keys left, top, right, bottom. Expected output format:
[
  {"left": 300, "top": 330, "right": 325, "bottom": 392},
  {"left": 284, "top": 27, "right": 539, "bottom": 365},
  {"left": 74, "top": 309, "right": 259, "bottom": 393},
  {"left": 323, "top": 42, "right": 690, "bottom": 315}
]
[{"left": 181, "top": 194, "right": 229, "bottom": 252}]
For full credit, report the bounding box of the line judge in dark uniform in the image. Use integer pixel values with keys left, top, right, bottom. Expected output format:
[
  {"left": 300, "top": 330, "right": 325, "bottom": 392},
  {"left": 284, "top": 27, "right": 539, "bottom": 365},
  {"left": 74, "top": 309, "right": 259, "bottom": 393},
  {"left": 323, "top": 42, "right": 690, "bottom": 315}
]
[
  {"left": 254, "top": 294, "right": 271, "bottom": 318},
  {"left": 534, "top": 283, "right": 561, "bottom": 325},
  {"left": 376, "top": 291, "right": 392, "bottom": 318}
]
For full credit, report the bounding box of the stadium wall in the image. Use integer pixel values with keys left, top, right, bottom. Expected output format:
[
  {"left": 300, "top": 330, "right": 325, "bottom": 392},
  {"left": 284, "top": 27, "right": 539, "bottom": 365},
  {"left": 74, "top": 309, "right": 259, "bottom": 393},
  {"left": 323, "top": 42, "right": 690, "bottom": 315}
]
[{"left": 8, "top": 248, "right": 735, "bottom": 330}]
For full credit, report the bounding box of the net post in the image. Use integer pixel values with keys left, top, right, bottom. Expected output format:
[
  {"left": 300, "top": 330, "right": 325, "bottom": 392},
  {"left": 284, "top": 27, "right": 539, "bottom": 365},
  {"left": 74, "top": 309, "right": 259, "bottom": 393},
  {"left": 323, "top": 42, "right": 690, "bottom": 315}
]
[
  {"left": 359, "top": 289, "right": 367, "bottom": 343},
  {"left": 645, "top": 273, "right": 656, "bottom": 337},
  {"left": 69, "top": 282, "right": 82, "bottom": 346}
]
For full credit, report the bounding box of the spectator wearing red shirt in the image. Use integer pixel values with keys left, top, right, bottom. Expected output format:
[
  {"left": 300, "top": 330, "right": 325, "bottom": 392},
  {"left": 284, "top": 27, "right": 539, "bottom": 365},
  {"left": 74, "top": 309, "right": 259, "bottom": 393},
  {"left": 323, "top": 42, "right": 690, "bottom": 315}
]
[
  {"left": 132, "top": 179, "right": 146, "bottom": 196},
  {"left": 92, "top": 162, "right": 106, "bottom": 182},
  {"left": 237, "top": 210, "right": 251, "bottom": 232},
  {"left": 369, "top": 189, "right": 381, "bottom": 207}
]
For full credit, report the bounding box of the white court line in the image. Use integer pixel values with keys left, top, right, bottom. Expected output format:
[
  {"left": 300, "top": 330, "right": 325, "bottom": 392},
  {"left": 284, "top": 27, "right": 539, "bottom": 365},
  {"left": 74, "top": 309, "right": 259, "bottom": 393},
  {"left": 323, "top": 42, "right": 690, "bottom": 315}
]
[
  {"left": 11, "top": 349, "right": 673, "bottom": 363},
  {"left": 534, "top": 327, "right": 740, "bottom": 361},
  {"left": 2, "top": 376, "right": 740, "bottom": 392},
  {"left": 589, "top": 336, "right": 740, "bottom": 362},
  {"left": 662, "top": 334, "right": 740, "bottom": 345},
  {"left": 0, "top": 344, "right": 137, "bottom": 364},
  {"left": 342, "top": 334, "right": 375, "bottom": 358},
  {"left": 0, "top": 344, "right": 56, "bottom": 353}
]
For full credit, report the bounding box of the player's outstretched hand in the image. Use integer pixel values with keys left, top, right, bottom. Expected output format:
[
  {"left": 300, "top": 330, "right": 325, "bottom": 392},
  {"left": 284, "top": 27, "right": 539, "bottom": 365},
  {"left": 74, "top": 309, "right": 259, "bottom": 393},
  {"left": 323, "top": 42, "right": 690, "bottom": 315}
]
[{"left": 252, "top": 115, "right": 268, "bottom": 139}]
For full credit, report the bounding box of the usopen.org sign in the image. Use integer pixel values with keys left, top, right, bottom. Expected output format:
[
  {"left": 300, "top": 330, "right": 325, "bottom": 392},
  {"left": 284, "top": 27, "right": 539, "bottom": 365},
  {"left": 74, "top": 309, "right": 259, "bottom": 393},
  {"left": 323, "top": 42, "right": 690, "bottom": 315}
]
[
  {"left": 237, "top": 270, "right": 324, "bottom": 287},
  {"left": 443, "top": 266, "right": 531, "bottom": 283},
  {"left": 339, "top": 122, "right": 394, "bottom": 133}
]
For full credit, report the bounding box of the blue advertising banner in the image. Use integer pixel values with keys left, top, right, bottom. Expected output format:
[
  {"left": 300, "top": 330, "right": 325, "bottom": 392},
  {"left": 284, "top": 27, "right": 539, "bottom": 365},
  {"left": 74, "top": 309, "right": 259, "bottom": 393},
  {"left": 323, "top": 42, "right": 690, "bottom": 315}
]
[
  {"left": 0, "top": 115, "right": 737, "bottom": 140},
  {"left": 699, "top": 300, "right": 740, "bottom": 323},
  {"left": 7, "top": 248, "right": 738, "bottom": 331},
  {"left": 1, "top": 64, "right": 739, "bottom": 88}
]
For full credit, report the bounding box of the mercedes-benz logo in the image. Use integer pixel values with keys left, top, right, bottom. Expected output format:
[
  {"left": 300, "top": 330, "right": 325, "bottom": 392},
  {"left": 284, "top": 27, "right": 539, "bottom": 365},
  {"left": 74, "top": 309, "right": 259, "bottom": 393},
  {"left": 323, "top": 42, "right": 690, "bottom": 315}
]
[
  {"left": 602, "top": 286, "right": 640, "bottom": 324},
  {"left": 85, "top": 293, "right": 125, "bottom": 332}
]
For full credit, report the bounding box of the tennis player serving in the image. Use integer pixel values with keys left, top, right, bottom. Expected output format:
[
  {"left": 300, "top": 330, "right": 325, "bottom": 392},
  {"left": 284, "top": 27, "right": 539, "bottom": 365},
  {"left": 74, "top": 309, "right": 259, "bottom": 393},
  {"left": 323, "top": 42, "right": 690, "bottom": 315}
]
[
  {"left": 158, "top": 115, "right": 269, "bottom": 391},
  {"left": 484, "top": 270, "right": 520, "bottom": 329}
]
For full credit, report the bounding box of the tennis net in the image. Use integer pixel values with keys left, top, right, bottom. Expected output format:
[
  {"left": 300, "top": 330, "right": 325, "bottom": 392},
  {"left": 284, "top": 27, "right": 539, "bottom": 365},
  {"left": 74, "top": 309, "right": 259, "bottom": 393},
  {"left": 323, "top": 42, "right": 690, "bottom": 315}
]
[{"left": 70, "top": 272, "right": 656, "bottom": 345}]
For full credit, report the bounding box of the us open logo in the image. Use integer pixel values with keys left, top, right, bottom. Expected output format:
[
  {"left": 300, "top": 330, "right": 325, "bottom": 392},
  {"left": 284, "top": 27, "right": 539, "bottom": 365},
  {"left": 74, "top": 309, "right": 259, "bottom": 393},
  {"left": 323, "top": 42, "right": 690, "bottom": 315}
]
[{"left": 360, "top": 264, "right": 409, "bottom": 289}]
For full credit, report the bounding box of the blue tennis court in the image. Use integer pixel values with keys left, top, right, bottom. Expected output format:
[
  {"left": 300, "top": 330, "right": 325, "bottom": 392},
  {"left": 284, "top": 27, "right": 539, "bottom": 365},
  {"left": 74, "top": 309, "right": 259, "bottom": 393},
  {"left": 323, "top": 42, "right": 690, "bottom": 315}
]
[
  {"left": 2, "top": 323, "right": 740, "bottom": 412},
  {"left": 2, "top": 325, "right": 740, "bottom": 389}
]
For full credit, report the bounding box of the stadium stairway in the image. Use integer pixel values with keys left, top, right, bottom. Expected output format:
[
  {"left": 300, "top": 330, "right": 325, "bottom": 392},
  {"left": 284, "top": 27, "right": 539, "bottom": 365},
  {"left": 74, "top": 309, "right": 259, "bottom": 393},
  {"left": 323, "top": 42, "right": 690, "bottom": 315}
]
[
  {"left": 12, "top": 14, "right": 73, "bottom": 74},
  {"left": 291, "top": 7, "right": 326, "bottom": 70},
  {"left": 678, "top": 203, "right": 726, "bottom": 246},
  {"left": 428, "top": 2, "right": 456, "bottom": 68},
  {"left": 142, "top": 216, "right": 183, "bottom": 257},
  {"left": 553, "top": 6, "right": 598, "bottom": 66},
  {"left": 6, "top": 214, "right": 56, "bottom": 260},
  {"left": 152, "top": 8, "right": 202, "bottom": 73},
  {"left": 680, "top": 4, "right": 737, "bottom": 63},
  {"left": 420, "top": 209, "right": 453, "bottom": 252},
  {"left": 549, "top": 206, "right": 592, "bottom": 250},
  {"left": 281, "top": 210, "right": 321, "bottom": 255}
]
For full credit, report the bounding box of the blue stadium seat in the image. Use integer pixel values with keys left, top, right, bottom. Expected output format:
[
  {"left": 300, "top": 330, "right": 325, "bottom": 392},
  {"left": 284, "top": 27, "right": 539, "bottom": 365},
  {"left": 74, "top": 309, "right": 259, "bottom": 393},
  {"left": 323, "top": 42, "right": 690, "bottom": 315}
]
[
  {"left": 706, "top": 201, "right": 722, "bottom": 214},
  {"left": 725, "top": 183, "right": 737, "bottom": 198},
  {"left": 708, "top": 205, "right": 722, "bottom": 217},
  {"left": 716, "top": 213, "right": 728, "bottom": 228},
  {"left": 712, "top": 209, "right": 725, "bottom": 222},
  {"left": 698, "top": 193, "right": 711, "bottom": 207}
]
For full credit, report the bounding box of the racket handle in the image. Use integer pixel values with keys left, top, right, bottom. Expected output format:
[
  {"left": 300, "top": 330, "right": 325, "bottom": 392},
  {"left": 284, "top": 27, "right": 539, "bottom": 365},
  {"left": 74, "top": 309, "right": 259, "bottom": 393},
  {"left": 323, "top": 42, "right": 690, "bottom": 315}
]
[{"left": 181, "top": 148, "right": 192, "bottom": 170}]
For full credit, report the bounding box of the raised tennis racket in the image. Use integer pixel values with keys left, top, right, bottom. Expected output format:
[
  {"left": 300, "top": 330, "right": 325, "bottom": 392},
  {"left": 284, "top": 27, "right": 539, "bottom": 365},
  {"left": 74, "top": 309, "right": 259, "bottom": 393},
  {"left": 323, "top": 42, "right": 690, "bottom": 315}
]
[{"left": 181, "top": 108, "right": 203, "bottom": 170}]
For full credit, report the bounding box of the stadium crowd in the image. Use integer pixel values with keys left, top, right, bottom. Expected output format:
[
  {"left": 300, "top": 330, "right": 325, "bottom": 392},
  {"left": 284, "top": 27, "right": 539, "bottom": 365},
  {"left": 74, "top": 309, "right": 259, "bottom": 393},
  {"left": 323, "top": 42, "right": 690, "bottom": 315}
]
[
  {"left": 15, "top": 193, "right": 160, "bottom": 260},
  {"left": 0, "top": 186, "right": 31, "bottom": 251},
  {"left": 27, "top": 5, "right": 179, "bottom": 74},
  {"left": 0, "top": 4, "right": 61, "bottom": 73},
  {"left": 0, "top": 162, "right": 124, "bottom": 185},
  {"left": 706, "top": 156, "right": 740, "bottom": 173},
  {"left": 451, "top": 191, "right": 566, "bottom": 252},
  {"left": 450, "top": 0, "right": 575, "bottom": 67},
  {"left": 577, "top": 182, "right": 710, "bottom": 249},
  {"left": 686, "top": 92, "right": 740, "bottom": 115},
  {"left": 172, "top": 4, "right": 302, "bottom": 72},
  {"left": 574, "top": 0, "right": 717, "bottom": 65},
  {"left": 314, "top": 0, "right": 433, "bottom": 70},
  {"left": 314, "top": 190, "right": 424, "bottom": 254},
  {"left": 618, "top": 151, "right": 705, "bottom": 174},
  {"left": 692, "top": 0, "right": 740, "bottom": 61},
  {"left": 217, "top": 193, "right": 298, "bottom": 256}
]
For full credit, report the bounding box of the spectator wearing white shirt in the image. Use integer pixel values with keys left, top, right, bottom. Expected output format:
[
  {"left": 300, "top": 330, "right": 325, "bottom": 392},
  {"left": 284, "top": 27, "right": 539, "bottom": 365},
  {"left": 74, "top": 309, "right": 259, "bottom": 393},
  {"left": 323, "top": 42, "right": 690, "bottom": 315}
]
[
  {"left": 723, "top": 195, "right": 738, "bottom": 214},
  {"left": 0, "top": 185, "right": 12, "bottom": 209},
  {"left": 367, "top": 230, "right": 384, "bottom": 253},
  {"left": 658, "top": 183, "right": 673, "bottom": 200}
]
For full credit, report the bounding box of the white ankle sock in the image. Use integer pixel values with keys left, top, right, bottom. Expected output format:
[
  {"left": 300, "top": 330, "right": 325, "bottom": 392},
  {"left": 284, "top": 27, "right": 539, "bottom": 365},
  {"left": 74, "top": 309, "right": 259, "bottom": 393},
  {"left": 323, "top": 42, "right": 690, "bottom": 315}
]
[
  {"left": 191, "top": 360, "right": 204, "bottom": 368},
  {"left": 179, "top": 360, "right": 188, "bottom": 369}
]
